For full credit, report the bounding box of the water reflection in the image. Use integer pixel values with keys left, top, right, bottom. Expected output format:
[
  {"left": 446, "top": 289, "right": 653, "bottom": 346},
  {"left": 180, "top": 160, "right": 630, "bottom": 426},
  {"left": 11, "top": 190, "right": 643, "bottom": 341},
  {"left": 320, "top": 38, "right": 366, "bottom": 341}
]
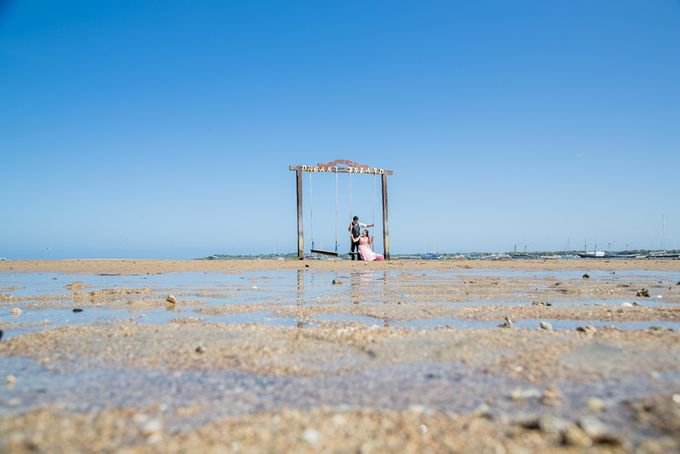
[
  {"left": 296, "top": 269, "right": 304, "bottom": 327},
  {"left": 349, "top": 270, "right": 378, "bottom": 305},
  {"left": 383, "top": 270, "right": 389, "bottom": 304},
  {"left": 296, "top": 269, "right": 304, "bottom": 306},
  {"left": 3, "top": 268, "right": 678, "bottom": 336}
]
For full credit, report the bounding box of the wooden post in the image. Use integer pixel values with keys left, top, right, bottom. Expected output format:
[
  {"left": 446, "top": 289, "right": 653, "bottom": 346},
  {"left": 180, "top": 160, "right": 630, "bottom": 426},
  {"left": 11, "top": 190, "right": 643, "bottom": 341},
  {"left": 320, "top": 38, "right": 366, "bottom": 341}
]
[
  {"left": 296, "top": 169, "right": 304, "bottom": 259},
  {"left": 381, "top": 173, "right": 390, "bottom": 260}
]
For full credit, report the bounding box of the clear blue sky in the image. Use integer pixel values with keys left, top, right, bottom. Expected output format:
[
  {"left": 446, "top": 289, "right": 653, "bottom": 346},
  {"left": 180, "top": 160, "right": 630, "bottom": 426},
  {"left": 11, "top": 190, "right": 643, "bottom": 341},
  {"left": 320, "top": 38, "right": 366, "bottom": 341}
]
[{"left": 1, "top": 0, "right": 679, "bottom": 258}]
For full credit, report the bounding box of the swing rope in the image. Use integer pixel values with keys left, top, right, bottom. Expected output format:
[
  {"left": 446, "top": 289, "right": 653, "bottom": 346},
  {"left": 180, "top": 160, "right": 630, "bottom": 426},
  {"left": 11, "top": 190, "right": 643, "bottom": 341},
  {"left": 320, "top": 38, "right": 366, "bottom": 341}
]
[
  {"left": 335, "top": 170, "right": 339, "bottom": 252},
  {"left": 348, "top": 172, "right": 354, "bottom": 255},
  {"left": 308, "top": 172, "right": 315, "bottom": 250},
  {"left": 372, "top": 173, "right": 376, "bottom": 251},
  {"left": 348, "top": 171, "right": 352, "bottom": 221}
]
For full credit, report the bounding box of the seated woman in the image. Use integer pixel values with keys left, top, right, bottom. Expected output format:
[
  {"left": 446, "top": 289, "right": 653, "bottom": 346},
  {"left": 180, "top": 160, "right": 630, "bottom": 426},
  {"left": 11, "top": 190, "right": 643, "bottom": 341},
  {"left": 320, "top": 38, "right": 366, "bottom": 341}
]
[{"left": 355, "top": 229, "right": 384, "bottom": 261}]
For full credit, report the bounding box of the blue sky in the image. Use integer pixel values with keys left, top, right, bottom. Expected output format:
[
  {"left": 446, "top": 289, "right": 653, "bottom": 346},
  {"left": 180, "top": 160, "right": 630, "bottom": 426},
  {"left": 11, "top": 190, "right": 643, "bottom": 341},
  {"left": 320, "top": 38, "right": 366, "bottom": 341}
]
[{"left": 1, "top": 0, "right": 679, "bottom": 258}]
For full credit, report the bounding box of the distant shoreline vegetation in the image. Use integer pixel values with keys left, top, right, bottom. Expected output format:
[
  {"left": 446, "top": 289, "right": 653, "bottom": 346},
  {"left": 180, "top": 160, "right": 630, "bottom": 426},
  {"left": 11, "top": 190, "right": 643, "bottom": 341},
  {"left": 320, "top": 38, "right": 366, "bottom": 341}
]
[{"left": 195, "top": 250, "right": 680, "bottom": 260}]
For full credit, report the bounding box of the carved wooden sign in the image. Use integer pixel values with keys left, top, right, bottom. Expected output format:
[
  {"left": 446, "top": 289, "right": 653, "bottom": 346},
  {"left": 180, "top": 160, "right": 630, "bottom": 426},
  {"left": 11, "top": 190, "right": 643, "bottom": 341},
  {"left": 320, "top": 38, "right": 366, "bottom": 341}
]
[{"left": 289, "top": 159, "right": 393, "bottom": 175}]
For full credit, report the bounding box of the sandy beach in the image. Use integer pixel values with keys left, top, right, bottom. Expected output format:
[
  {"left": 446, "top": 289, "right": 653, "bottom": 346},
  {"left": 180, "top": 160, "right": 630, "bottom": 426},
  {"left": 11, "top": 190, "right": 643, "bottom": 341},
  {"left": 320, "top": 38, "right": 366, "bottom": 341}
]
[
  {"left": 3, "top": 258, "right": 680, "bottom": 274},
  {"left": 1, "top": 259, "right": 680, "bottom": 452}
]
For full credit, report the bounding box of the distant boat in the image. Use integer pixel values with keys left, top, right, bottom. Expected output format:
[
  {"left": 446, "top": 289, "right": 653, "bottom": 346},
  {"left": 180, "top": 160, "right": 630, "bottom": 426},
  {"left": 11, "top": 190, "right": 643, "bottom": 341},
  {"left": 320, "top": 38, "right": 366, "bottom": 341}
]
[
  {"left": 648, "top": 251, "right": 680, "bottom": 259},
  {"left": 419, "top": 253, "right": 443, "bottom": 260},
  {"left": 577, "top": 251, "right": 608, "bottom": 259},
  {"left": 643, "top": 215, "right": 679, "bottom": 258},
  {"left": 509, "top": 253, "right": 538, "bottom": 259},
  {"left": 608, "top": 253, "right": 638, "bottom": 259},
  {"left": 483, "top": 253, "right": 512, "bottom": 261},
  {"left": 510, "top": 244, "right": 535, "bottom": 259}
]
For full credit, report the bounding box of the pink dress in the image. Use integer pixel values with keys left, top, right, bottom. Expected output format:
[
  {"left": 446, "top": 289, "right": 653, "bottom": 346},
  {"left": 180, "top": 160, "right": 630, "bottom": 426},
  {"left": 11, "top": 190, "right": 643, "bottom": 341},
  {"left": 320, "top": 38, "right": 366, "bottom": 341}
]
[{"left": 358, "top": 236, "right": 384, "bottom": 261}]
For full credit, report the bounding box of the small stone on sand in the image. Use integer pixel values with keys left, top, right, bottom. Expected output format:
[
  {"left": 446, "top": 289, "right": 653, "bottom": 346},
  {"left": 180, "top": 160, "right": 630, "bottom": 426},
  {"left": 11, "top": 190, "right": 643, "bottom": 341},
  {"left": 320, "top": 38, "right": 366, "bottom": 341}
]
[
  {"left": 510, "top": 387, "right": 541, "bottom": 401},
  {"left": 576, "top": 324, "right": 597, "bottom": 335},
  {"left": 636, "top": 288, "right": 650, "bottom": 297},
  {"left": 142, "top": 418, "right": 162, "bottom": 435},
  {"left": 578, "top": 416, "right": 621, "bottom": 444},
  {"left": 141, "top": 417, "right": 163, "bottom": 443},
  {"left": 562, "top": 425, "right": 593, "bottom": 447},
  {"left": 302, "top": 429, "right": 321, "bottom": 444},
  {"left": 540, "top": 385, "right": 562, "bottom": 405},
  {"left": 586, "top": 397, "right": 605, "bottom": 412},
  {"left": 331, "top": 414, "right": 347, "bottom": 426},
  {"left": 499, "top": 316, "right": 513, "bottom": 329},
  {"left": 65, "top": 281, "right": 84, "bottom": 293},
  {"left": 473, "top": 403, "right": 492, "bottom": 418},
  {"left": 538, "top": 416, "right": 569, "bottom": 434}
]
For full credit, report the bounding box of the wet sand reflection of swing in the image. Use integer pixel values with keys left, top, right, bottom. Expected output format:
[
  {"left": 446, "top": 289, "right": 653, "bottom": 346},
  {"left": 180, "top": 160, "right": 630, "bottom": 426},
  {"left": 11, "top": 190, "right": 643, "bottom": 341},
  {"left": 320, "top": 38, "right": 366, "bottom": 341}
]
[
  {"left": 350, "top": 270, "right": 390, "bottom": 327},
  {"left": 296, "top": 268, "right": 305, "bottom": 328},
  {"left": 290, "top": 160, "right": 393, "bottom": 260},
  {"left": 294, "top": 267, "right": 391, "bottom": 327}
]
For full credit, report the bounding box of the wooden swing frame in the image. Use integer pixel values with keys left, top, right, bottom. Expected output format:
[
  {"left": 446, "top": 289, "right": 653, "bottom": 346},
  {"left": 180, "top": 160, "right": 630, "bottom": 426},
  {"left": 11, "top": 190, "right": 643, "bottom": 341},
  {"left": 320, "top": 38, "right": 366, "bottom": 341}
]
[{"left": 289, "top": 160, "right": 394, "bottom": 260}]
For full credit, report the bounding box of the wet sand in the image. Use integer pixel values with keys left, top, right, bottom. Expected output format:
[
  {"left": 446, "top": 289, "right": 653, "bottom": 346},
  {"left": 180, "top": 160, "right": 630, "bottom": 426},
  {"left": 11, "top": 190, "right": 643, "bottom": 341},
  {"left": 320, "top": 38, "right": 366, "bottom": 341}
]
[
  {"left": 2, "top": 258, "right": 680, "bottom": 274},
  {"left": 1, "top": 259, "right": 679, "bottom": 452}
]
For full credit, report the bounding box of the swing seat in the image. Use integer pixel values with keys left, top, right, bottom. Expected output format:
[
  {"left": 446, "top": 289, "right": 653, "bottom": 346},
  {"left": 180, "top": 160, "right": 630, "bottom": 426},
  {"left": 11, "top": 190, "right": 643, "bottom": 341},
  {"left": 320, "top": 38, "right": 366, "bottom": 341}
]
[{"left": 311, "top": 248, "right": 339, "bottom": 257}]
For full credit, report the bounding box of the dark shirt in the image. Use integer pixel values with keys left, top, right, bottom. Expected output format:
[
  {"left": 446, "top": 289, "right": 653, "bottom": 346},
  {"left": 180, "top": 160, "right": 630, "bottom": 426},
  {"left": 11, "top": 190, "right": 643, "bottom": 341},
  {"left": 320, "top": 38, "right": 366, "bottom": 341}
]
[{"left": 350, "top": 222, "right": 361, "bottom": 238}]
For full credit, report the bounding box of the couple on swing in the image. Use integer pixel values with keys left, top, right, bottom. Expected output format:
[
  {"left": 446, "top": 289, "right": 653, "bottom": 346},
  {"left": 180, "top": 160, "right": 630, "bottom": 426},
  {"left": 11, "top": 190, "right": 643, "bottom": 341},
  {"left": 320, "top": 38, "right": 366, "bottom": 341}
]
[{"left": 348, "top": 216, "right": 384, "bottom": 261}]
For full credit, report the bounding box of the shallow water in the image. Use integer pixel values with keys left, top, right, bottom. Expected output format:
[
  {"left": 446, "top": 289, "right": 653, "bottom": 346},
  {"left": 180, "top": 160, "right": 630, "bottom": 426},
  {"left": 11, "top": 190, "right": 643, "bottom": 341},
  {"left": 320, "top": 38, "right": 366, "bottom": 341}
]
[
  {"left": 1, "top": 268, "right": 678, "bottom": 339},
  {"left": 2, "top": 268, "right": 678, "bottom": 298},
  {"left": 391, "top": 317, "right": 680, "bottom": 331},
  {"left": 4, "top": 305, "right": 677, "bottom": 341},
  {"left": 2, "top": 354, "right": 678, "bottom": 437},
  {"left": 418, "top": 298, "right": 670, "bottom": 307},
  {"left": 424, "top": 268, "right": 680, "bottom": 281}
]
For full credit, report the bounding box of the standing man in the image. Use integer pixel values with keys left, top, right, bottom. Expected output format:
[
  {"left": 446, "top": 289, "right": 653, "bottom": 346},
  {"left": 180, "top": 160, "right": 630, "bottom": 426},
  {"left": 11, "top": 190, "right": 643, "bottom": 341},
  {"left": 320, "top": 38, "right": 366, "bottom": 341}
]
[{"left": 349, "top": 216, "right": 374, "bottom": 260}]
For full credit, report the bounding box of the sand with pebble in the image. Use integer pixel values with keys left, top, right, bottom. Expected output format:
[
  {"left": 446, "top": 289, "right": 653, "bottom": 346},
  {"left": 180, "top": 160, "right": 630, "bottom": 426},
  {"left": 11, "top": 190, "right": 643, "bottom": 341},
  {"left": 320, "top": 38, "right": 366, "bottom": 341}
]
[{"left": 1, "top": 259, "right": 679, "bottom": 452}]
